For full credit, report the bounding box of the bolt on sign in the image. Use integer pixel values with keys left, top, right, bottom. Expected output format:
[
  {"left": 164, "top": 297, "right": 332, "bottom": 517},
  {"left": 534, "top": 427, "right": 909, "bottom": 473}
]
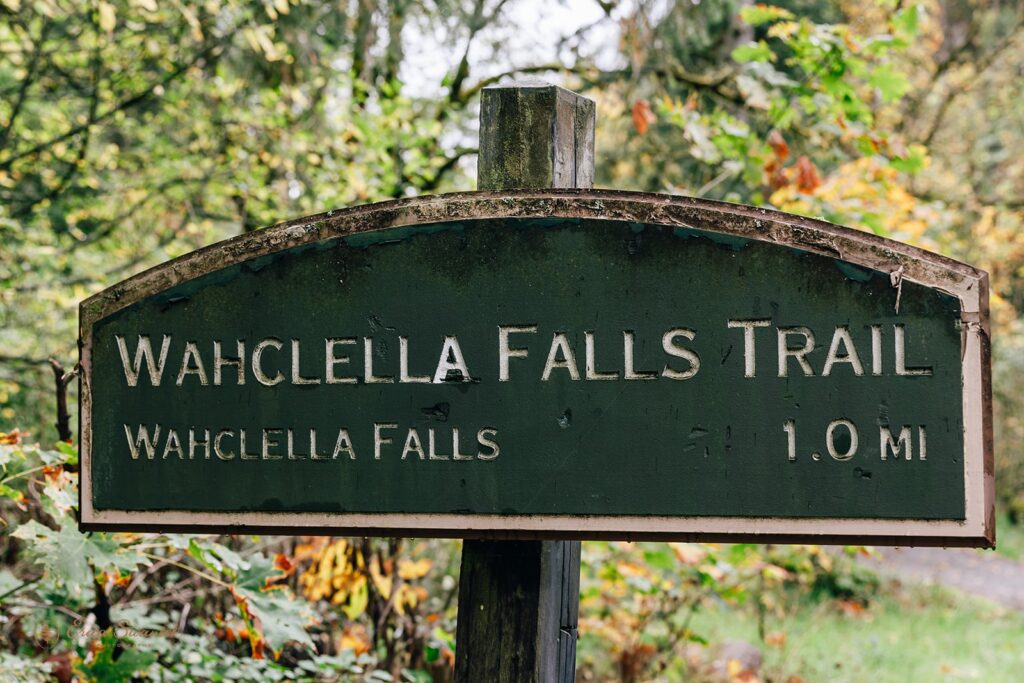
[{"left": 79, "top": 190, "right": 994, "bottom": 546}]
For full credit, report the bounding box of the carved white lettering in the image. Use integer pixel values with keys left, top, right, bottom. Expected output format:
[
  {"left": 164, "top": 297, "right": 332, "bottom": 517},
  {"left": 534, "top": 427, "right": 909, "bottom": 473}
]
[
  {"left": 585, "top": 332, "right": 619, "bottom": 380},
  {"left": 777, "top": 326, "right": 816, "bottom": 377},
  {"left": 541, "top": 333, "right": 580, "bottom": 381},
  {"left": 364, "top": 337, "right": 394, "bottom": 384},
  {"left": 239, "top": 429, "right": 259, "bottom": 459},
  {"left": 252, "top": 338, "right": 284, "bottom": 386},
  {"left": 291, "top": 339, "right": 321, "bottom": 385},
  {"left": 286, "top": 428, "right": 305, "bottom": 459},
  {"left": 213, "top": 340, "right": 246, "bottom": 386},
  {"left": 881, "top": 425, "right": 912, "bottom": 461},
  {"left": 214, "top": 429, "right": 235, "bottom": 460},
  {"left": 262, "top": 428, "right": 283, "bottom": 460},
  {"left": 661, "top": 328, "right": 700, "bottom": 380},
  {"left": 624, "top": 331, "right": 657, "bottom": 380},
  {"left": 727, "top": 320, "right": 770, "bottom": 378},
  {"left": 325, "top": 338, "right": 357, "bottom": 384},
  {"left": 477, "top": 428, "right": 500, "bottom": 460},
  {"left": 498, "top": 325, "right": 537, "bottom": 381},
  {"left": 822, "top": 327, "right": 864, "bottom": 376},
  {"left": 871, "top": 325, "right": 883, "bottom": 376},
  {"left": 188, "top": 428, "right": 210, "bottom": 460},
  {"left": 124, "top": 423, "right": 161, "bottom": 460},
  {"left": 374, "top": 422, "right": 397, "bottom": 459},
  {"left": 894, "top": 324, "right": 932, "bottom": 376},
  {"left": 428, "top": 428, "right": 449, "bottom": 460},
  {"left": 453, "top": 428, "right": 474, "bottom": 460},
  {"left": 399, "top": 337, "right": 431, "bottom": 383},
  {"left": 826, "top": 419, "right": 858, "bottom": 461},
  {"left": 176, "top": 341, "right": 209, "bottom": 386},
  {"left": 162, "top": 429, "right": 184, "bottom": 460},
  {"left": 116, "top": 335, "right": 171, "bottom": 387},
  {"left": 331, "top": 429, "right": 356, "bottom": 460},
  {"left": 433, "top": 336, "right": 472, "bottom": 383},
  {"left": 402, "top": 429, "right": 426, "bottom": 460}
]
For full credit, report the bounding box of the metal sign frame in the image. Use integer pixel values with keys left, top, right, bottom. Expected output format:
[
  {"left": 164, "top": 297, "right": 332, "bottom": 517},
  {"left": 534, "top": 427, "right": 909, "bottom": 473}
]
[{"left": 79, "top": 189, "right": 993, "bottom": 546}]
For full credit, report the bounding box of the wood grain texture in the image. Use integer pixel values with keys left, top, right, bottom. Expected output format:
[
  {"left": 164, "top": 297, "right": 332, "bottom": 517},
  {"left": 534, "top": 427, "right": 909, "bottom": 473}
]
[{"left": 457, "top": 83, "right": 593, "bottom": 683}]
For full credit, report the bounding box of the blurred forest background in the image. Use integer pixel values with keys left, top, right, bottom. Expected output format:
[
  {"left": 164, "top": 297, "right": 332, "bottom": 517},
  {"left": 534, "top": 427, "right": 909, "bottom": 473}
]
[{"left": 1, "top": 0, "right": 1023, "bottom": 680}]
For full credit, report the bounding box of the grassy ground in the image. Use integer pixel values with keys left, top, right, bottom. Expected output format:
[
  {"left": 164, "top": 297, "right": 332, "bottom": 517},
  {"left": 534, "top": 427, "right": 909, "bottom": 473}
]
[
  {"left": 689, "top": 581, "right": 1024, "bottom": 682},
  {"left": 991, "top": 511, "right": 1024, "bottom": 560}
]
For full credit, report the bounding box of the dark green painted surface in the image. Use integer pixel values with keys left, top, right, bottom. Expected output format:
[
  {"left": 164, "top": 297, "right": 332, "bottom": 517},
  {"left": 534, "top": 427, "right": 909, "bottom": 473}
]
[{"left": 89, "top": 218, "right": 965, "bottom": 519}]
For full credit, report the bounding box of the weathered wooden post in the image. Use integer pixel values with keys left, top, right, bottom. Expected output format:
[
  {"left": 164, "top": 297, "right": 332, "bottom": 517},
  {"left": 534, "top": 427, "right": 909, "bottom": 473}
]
[{"left": 453, "top": 83, "right": 595, "bottom": 682}]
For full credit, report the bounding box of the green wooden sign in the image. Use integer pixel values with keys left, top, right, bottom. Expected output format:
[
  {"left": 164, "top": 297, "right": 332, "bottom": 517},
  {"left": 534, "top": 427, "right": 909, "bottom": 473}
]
[{"left": 79, "top": 190, "right": 993, "bottom": 545}]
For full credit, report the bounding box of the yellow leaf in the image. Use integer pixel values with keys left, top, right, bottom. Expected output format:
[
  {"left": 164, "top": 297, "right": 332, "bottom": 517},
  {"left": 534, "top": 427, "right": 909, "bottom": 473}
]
[
  {"left": 98, "top": 1, "right": 116, "bottom": 32},
  {"left": 369, "top": 556, "right": 393, "bottom": 600},
  {"left": 398, "top": 558, "right": 433, "bottom": 580},
  {"left": 338, "top": 624, "right": 371, "bottom": 654},
  {"left": 342, "top": 575, "right": 368, "bottom": 620},
  {"left": 767, "top": 21, "right": 799, "bottom": 40}
]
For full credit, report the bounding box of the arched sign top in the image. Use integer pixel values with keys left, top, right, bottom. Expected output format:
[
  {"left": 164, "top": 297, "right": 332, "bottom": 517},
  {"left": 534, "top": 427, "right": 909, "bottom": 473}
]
[
  {"left": 79, "top": 190, "right": 993, "bottom": 546},
  {"left": 81, "top": 189, "right": 988, "bottom": 324}
]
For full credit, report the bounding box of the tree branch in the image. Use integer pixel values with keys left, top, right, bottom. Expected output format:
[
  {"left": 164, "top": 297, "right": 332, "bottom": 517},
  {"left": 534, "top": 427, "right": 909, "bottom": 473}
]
[
  {"left": 47, "top": 359, "right": 74, "bottom": 444},
  {"left": 0, "top": 20, "right": 51, "bottom": 153},
  {"left": 918, "top": 22, "right": 1023, "bottom": 147},
  {"left": 0, "top": 354, "right": 52, "bottom": 367},
  {"left": 445, "top": 0, "right": 494, "bottom": 109},
  {"left": 0, "top": 39, "right": 223, "bottom": 172},
  {"left": 415, "top": 146, "right": 477, "bottom": 193}
]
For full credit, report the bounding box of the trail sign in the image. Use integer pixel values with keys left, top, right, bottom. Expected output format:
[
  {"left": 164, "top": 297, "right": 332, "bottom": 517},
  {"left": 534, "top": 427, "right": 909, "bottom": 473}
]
[{"left": 79, "top": 190, "right": 993, "bottom": 546}]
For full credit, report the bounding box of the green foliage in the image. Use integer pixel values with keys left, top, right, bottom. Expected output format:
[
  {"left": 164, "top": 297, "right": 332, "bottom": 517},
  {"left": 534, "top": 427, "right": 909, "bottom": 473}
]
[
  {"left": 576, "top": 541, "right": 878, "bottom": 681},
  {"left": 77, "top": 631, "right": 158, "bottom": 683},
  {"left": 1, "top": 0, "right": 1023, "bottom": 680},
  {"left": 688, "top": 582, "right": 1024, "bottom": 682},
  {"left": 0, "top": 0, "right": 480, "bottom": 436},
  {"left": 0, "top": 434, "right": 457, "bottom": 679},
  {"left": 233, "top": 554, "right": 317, "bottom": 657}
]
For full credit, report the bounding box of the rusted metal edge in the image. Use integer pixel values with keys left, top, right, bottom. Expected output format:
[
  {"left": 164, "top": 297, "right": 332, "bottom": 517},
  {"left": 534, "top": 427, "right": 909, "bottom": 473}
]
[{"left": 77, "top": 190, "right": 994, "bottom": 546}]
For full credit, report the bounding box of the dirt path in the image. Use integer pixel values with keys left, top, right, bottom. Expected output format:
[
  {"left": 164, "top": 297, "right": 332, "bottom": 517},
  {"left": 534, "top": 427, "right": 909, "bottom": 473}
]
[{"left": 863, "top": 546, "right": 1024, "bottom": 610}]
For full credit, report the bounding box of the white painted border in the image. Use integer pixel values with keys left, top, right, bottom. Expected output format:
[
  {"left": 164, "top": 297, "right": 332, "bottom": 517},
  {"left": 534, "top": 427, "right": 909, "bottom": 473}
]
[{"left": 78, "top": 190, "right": 993, "bottom": 545}]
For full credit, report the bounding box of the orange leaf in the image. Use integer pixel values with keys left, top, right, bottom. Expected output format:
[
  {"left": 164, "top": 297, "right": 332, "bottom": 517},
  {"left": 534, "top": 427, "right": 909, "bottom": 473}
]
[
  {"left": 230, "top": 585, "right": 265, "bottom": 659},
  {"left": 767, "top": 129, "right": 789, "bottom": 160},
  {"left": 837, "top": 599, "right": 866, "bottom": 616},
  {"left": 0, "top": 429, "right": 25, "bottom": 445},
  {"left": 274, "top": 553, "right": 296, "bottom": 576},
  {"left": 794, "top": 155, "right": 821, "bottom": 194},
  {"left": 631, "top": 99, "right": 656, "bottom": 135},
  {"left": 42, "top": 464, "right": 63, "bottom": 484},
  {"left": 338, "top": 624, "right": 372, "bottom": 655},
  {"left": 764, "top": 157, "right": 788, "bottom": 190}
]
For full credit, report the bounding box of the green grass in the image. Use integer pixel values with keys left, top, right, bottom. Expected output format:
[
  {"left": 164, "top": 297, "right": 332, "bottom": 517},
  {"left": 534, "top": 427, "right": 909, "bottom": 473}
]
[
  {"left": 688, "top": 581, "right": 1024, "bottom": 682},
  {"left": 991, "top": 510, "right": 1024, "bottom": 560}
]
